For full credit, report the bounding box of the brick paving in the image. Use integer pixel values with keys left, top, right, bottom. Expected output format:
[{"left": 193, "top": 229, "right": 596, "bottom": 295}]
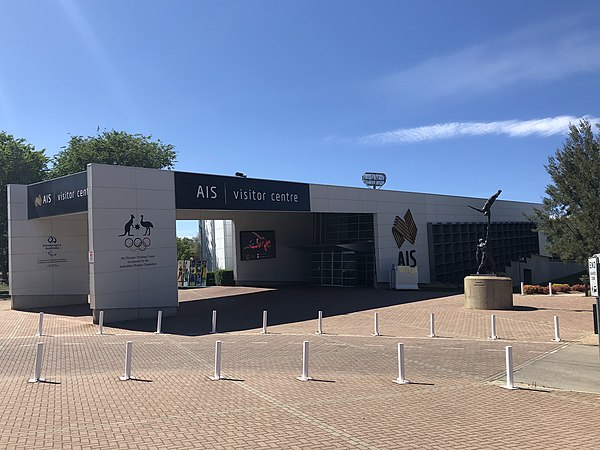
[{"left": 0, "top": 287, "right": 599, "bottom": 449}]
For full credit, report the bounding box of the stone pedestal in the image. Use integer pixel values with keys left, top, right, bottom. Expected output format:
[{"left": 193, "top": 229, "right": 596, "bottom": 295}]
[{"left": 464, "top": 275, "right": 513, "bottom": 310}]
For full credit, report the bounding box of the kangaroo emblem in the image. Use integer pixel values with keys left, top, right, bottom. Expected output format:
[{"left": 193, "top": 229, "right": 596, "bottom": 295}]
[
  {"left": 140, "top": 215, "right": 154, "bottom": 236},
  {"left": 118, "top": 215, "right": 135, "bottom": 236}
]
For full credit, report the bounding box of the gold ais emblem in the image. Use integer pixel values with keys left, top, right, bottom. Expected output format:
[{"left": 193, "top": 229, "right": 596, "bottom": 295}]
[{"left": 34, "top": 194, "right": 42, "bottom": 207}]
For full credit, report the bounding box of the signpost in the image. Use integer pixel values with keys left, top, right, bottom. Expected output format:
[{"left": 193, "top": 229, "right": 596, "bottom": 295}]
[{"left": 588, "top": 255, "right": 600, "bottom": 358}]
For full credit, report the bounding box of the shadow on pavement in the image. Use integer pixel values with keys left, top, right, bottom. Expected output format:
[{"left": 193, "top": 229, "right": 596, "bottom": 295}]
[
  {"left": 113, "top": 286, "right": 456, "bottom": 336},
  {"left": 21, "top": 303, "right": 92, "bottom": 318}
]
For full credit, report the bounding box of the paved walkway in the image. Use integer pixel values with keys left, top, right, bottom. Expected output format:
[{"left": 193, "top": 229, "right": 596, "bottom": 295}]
[{"left": 0, "top": 287, "right": 599, "bottom": 449}]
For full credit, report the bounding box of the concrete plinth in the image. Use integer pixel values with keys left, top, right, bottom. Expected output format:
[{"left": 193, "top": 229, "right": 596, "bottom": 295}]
[{"left": 464, "top": 275, "right": 513, "bottom": 310}]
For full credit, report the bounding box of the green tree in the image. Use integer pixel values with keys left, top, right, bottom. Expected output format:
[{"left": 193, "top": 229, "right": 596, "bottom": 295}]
[
  {"left": 49, "top": 130, "right": 176, "bottom": 177},
  {"left": 532, "top": 119, "right": 600, "bottom": 262},
  {"left": 0, "top": 132, "right": 49, "bottom": 278},
  {"left": 176, "top": 236, "right": 199, "bottom": 260}
]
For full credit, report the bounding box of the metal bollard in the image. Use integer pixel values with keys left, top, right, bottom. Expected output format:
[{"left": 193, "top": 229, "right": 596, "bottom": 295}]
[
  {"left": 504, "top": 346, "right": 517, "bottom": 389},
  {"left": 155, "top": 310, "right": 163, "bottom": 334},
  {"left": 261, "top": 310, "right": 268, "bottom": 334},
  {"left": 210, "top": 340, "right": 223, "bottom": 380},
  {"left": 373, "top": 312, "right": 380, "bottom": 336},
  {"left": 549, "top": 282, "right": 553, "bottom": 296},
  {"left": 28, "top": 342, "right": 45, "bottom": 383},
  {"left": 393, "top": 343, "right": 409, "bottom": 384},
  {"left": 429, "top": 313, "right": 436, "bottom": 338},
  {"left": 37, "top": 312, "right": 44, "bottom": 337},
  {"left": 520, "top": 281, "right": 524, "bottom": 296},
  {"left": 210, "top": 310, "right": 217, "bottom": 334},
  {"left": 553, "top": 316, "right": 561, "bottom": 342},
  {"left": 97, "top": 311, "right": 104, "bottom": 335},
  {"left": 297, "top": 340, "right": 312, "bottom": 381},
  {"left": 489, "top": 314, "right": 498, "bottom": 340},
  {"left": 119, "top": 341, "right": 133, "bottom": 381},
  {"left": 316, "top": 311, "right": 323, "bottom": 335}
]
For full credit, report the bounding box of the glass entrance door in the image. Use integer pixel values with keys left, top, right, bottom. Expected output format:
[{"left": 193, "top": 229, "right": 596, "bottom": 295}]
[{"left": 311, "top": 250, "right": 356, "bottom": 287}]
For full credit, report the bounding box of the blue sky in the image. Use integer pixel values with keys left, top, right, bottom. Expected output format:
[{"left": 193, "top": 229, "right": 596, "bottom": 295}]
[{"left": 1, "top": 1, "right": 599, "bottom": 237}]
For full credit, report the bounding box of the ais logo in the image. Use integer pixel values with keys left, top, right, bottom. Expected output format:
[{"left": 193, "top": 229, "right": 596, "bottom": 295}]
[
  {"left": 392, "top": 209, "right": 418, "bottom": 267},
  {"left": 34, "top": 193, "right": 52, "bottom": 207}
]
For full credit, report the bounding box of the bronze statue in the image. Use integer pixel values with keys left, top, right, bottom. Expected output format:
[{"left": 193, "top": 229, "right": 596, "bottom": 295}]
[
  {"left": 467, "top": 189, "right": 502, "bottom": 216},
  {"left": 476, "top": 229, "right": 496, "bottom": 274},
  {"left": 469, "top": 190, "right": 502, "bottom": 274}
]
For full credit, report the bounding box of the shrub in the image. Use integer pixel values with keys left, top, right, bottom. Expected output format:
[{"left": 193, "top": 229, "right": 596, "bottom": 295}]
[
  {"left": 571, "top": 284, "right": 587, "bottom": 292},
  {"left": 206, "top": 272, "right": 216, "bottom": 286},
  {"left": 523, "top": 284, "right": 538, "bottom": 294},
  {"left": 551, "top": 283, "right": 570, "bottom": 293},
  {"left": 523, "top": 284, "right": 547, "bottom": 294},
  {"left": 215, "top": 269, "right": 235, "bottom": 286}
]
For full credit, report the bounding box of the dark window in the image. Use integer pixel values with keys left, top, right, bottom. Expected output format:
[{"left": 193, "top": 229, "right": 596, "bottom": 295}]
[{"left": 427, "top": 221, "right": 539, "bottom": 285}]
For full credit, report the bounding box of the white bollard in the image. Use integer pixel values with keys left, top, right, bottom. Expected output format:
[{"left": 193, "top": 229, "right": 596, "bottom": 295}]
[
  {"left": 316, "top": 311, "right": 323, "bottom": 335},
  {"left": 549, "top": 282, "right": 552, "bottom": 296},
  {"left": 37, "top": 312, "right": 44, "bottom": 337},
  {"left": 520, "top": 281, "right": 524, "bottom": 296},
  {"left": 297, "top": 340, "right": 312, "bottom": 381},
  {"left": 373, "top": 312, "right": 380, "bottom": 336},
  {"left": 210, "top": 340, "right": 223, "bottom": 380},
  {"left": 210, "top": 310, "right": 217, "bottom": 334},
  {"left": 119, "top": 341, "right": 133, "bottom": 381},
  {"left": 429, "top": 313, "right": 436, "bottom": 338},
  {"left": 97, "top": 311, "right": 104, "bottom": 335},
  {"left": 504, "top": 345, "right": 517, "bottom": 389},
  {"left": 553, "top": 316, "right": 561, "bottom": 342},
  {"left": 393, "top": 343, "right": 409, "bottom": 384},
  {"left": 261, "top": 310, "right": 268, "bottom": 334},
  {"left": 489, "top": 314, "right": 498, "bottom": 340},
  {"left": 155, "top": 310, "right": 163, "bottom": 334},
  {"left": 28, "top": 342, "right": 45, "bottom": 383}
]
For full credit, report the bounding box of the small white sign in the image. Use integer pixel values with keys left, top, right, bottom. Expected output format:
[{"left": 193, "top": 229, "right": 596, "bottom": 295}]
[
  {"left": 88, "top": 250, "right": 94, "bottom": 264},
  {"left": 588, "top": 256, "right": 599, "bottom": 297},
  {"left": 394, "top": 265, "right": 419, "bottom": 290}
]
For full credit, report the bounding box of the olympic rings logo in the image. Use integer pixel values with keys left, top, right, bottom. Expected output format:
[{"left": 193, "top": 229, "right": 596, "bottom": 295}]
[{"left": 124, "top": 237, "right": 151, "bottom": 252}]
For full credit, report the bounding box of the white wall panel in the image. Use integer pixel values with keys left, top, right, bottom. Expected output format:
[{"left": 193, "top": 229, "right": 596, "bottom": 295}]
[{"left": 88, "top": 164, "right": 178, "bottom": 318}]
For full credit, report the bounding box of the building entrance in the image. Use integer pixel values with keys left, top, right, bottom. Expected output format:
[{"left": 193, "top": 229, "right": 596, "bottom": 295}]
[
  {"left": 311, "top": 250, "right": 355, "bottom": 287},
  {"left": 310, "top": 249, "right": 374, "bottom": 287}
]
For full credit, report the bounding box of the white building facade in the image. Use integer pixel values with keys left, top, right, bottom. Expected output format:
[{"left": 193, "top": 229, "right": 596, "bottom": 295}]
[{"left": 7, "top": 164, "right": 582, "bottom": 323}]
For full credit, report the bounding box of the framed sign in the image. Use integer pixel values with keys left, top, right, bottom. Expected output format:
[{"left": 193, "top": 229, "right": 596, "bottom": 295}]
[
  {"left": 240, "top": 230, "right": 276, "bottom": 261},
  {"left": 28, "top": 171, "right": 88, "bottom": 219},
  {"left": 174, "top": 171, "right": 310, "bottom": 212},
  {"left": 589, "top": 256, "right": 599, "bottom": 297}
]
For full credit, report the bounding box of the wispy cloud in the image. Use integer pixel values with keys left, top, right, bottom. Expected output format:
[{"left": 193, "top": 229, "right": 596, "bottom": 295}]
[
  {"left": 377, "top": 17, "right": 600, "bottom": 99},
  {"left": 360, "top": 115, "right": 599, "bottom": 145}
]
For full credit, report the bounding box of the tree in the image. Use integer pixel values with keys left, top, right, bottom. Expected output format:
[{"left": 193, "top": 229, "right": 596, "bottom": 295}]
[
  {"left": 49, "top": 130, "right": 176, "bottom": 177},
  {"left": 0, "top": 132, "right": 49, "bottom": 278},
  {"left": 532, "top": 119, "right": 600, "bottom": 262},
  {"left": 176, "top": 236, "right": 200, "bottom": 260}
]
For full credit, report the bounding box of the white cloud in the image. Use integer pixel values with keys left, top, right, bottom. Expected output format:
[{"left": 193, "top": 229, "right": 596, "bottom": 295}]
[
  {"left": 377, "top": 18, "right": 600, "bottom": 99},
  {"left": 360, "top": 116, "right": 599, "bottom": 145}
]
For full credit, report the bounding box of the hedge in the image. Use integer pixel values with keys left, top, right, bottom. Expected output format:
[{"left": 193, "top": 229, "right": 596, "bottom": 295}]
[
  {"left": 523, "top": 284, "right": 587, "bottom": 294},
  {"left": 215, "top": 269, "right": 235, "bottom": 286},
  {"left": 206, "top": 272, "right": 216, "bottom": 286}
]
